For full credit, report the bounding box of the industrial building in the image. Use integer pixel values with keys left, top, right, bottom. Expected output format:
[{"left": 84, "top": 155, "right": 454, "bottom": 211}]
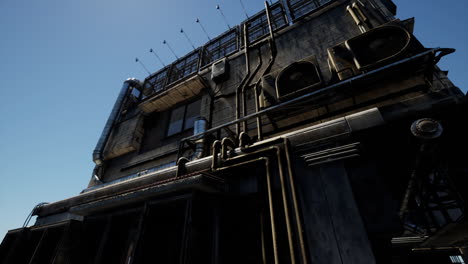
[{"left": 1, "top": 0, "right": 468, "bottom": 263}]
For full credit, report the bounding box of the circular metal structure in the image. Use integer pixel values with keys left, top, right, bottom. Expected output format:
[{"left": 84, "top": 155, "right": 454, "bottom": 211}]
[{"left": 411, "top": 118, "right": 443, "bottom": 139}]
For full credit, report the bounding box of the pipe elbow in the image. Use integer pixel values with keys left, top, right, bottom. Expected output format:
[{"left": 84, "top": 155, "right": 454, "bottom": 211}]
[
  {"left": 221, "top": 137, "right": 236, "bottom": 160},
  {"left": 212, "top": 140, "right": 222, "bottom": 170},
  {"left": 239, "top": 132, "right": 252, "bottom": 149},
  {"left": 124, "top": 78, "right": 141, "bottom": 87},
  {"left": 92, "top": 151, "right": 103, "bottom": 166},
  {"left": 176, "top": 157, "right": 190, "bottom": 177}
]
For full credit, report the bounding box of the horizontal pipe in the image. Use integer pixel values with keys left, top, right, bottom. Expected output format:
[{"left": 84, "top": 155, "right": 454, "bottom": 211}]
[
  {"left": 412, "top": 246, "right": 468, "bottom": 251},
  {"left": 68, "top": 175, "right": 220, "bottom": 216},
  {"left": 34, "top": 157, "right": 214, "bottom": 217},
  {"left": 35, "top": 106, "right": 386, "bottom": 218},
  {"left": 181, "top": 48, "right": 443, "bottom": 143}
]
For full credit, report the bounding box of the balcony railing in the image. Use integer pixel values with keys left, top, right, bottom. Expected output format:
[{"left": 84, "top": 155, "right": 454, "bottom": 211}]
[
  {"left": 142, "top": 67, "right": 169, "bottom": 97},
  {"left": 168, "top": 49, "right": 201, "bottom": 85},
  {"left": 201, "top": 28, "right": 240, "bottom": 67}
]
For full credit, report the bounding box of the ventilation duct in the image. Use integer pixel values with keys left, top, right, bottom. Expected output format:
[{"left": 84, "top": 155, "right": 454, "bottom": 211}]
[
  {"left": 93, "top": 78, "right": 141, "bottom": 165},
  {"left": 260, "top": 55, "right": 323, "bottom": 108},
  {"left": 347, "top": 25, "right": 411, "bottom": 70},
  {"left": 193, "top": 117, "right": 207, "bottom": 159},
  {"left": 328, "top": 24, "right": 421, "bottom": 81}
]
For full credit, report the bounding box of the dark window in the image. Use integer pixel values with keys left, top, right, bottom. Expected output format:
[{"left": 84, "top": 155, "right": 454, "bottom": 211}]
[
  {"left": 167, "top": 106, "right": 185, "bottom": 136},
  {"left": 167, "top": 99, "right": 201, "bottom": 137},
  {"left": 168, "top": 50, "right": 200, "bottom": 84},
  {"left": 246, "top": 3, "right": 287, "bottom": 43},
  {"left": 131, "top": 86, "right": 141, "bottom": 99},
  {"left": 202, "top": 29, "right": 239, "bottom": 67},
  {"left": 142, "top": 67, "right": 169, "bottom": 97},
  {"left": 287, "top": 0, "right": 333, "bottom": 20},
  {"left": 140, "top": 111, "right": 168, "bottom": 153}
]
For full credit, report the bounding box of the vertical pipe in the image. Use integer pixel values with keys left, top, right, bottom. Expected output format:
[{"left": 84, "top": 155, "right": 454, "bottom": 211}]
[
  {"left": 284, "top": 138, "right": 308, "bottom": 264},
  {"left": 260, "top": 211, "right": 267, "bottom": 264},
  {"left": 211, "top": 140, "right": 222, "bottom": 170},
  {"left": 236, "top": 24, "right": 251, "bottom": 135},
  {"left": 265, "top": 1, "right": 276, "bottom": 44},
  {"left": 261, "top": 157, "right": 280, "bottom": 264},
  {"left": 347, "top": 5, "right": 367, "bottom": 33},
  {"left": 254, "top": 72, "right": 264, "bottom": 141},
  {"left": 250, "top": 1, "right": 278, "bottom": 141},
  {"left": 242, "top": 49, "right": 264, "bottom": 134},
  {"left": 194, "top": 117, "right": 208, "bottom": 159},
  {"left": 212, "top": 154, "right": 279, "bottom": 263},
  {"left": 274, "top": 146, "right": 296, "bottom": 264},
  {"left": 264, "top": 0, "right": 278, "bottom": 70}
]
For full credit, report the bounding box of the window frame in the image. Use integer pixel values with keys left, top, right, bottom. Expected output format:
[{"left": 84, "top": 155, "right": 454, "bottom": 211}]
[{"left": 165, "top": 99, "right": 201, "bottom": 137}]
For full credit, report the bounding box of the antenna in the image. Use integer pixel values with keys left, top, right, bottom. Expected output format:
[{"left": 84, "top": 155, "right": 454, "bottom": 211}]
[
  {"left": 163, "top": 40, "right": 179, "bottom": 59},
  {"left": 180, "top": 28, "right": 196, "bottom": 50},
  {"left": 149, "top": 48, "right": 166, "bottom": 67},
  {"left": 216, "top": 4, "right": 231, "bottom": 29},
  {"left": 196, "top": 18, "right": 211, "bottom": 41},
  {"left": 239, "top": 0, "right": 249, "bottom": 19},
  {"left": 135, "top": 58, "right": 151, "bottom": 75}
]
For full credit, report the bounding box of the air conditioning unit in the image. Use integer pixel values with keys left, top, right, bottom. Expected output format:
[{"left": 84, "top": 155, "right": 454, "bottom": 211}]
[
  {"left": 260, "top": 55, "right": 323, "bottom": 108},
  {"left": 328, "top": 24, "right": 423, "bottom": 81},
  {"left": 211, "top": 58, "right": 230, "bottom": 83}
]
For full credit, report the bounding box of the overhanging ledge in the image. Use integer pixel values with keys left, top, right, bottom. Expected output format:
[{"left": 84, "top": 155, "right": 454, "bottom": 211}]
[
  {"left": 34, "top": 107, "right": 389, "bottom": 219},
  {"left": 69, "top": 174, "right": 223, "bottom": 216}
]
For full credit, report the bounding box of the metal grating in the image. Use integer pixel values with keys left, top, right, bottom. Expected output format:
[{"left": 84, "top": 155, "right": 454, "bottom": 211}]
[
  {"left": 168, "top": 50, "right": 201, "bottom": 84},
  {"left": 143, "top": 67, "right": 169, "bottom": 96},
  {"left": 288, "top": 0, "right": 332, "bottom": 20},
  {"left": 202, "top": 29, "right": 239, "bottom": 67},
  {"left": 450, "top": 256, "right": 466, "bottom": 264},
  {"left": 246, "top": 3, "right": 287, "bottom": 43}
]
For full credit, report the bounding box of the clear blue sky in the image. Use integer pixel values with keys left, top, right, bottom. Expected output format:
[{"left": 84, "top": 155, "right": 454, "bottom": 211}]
[{"left": 0, "top": 0, "right": 466, "bottom": 238}]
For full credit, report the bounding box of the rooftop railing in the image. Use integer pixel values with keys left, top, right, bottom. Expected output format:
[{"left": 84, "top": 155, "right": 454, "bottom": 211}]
[{"left": 140, "top": 0, "right": 336, "bottom": 101}]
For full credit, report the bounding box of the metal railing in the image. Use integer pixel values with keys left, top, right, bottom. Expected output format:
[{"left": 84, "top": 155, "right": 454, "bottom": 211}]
[
  {"left": 287, "top": 0, "right": 333, "bottom": 20},
  {"left": 177, "top": 48, "right": 442, "bottom": 152},
  {"left": 142, "top": 67, "right": 170, "bottom": 97},
  {"left": 245, "top": 2, "right": 287, "bottom": 43},
  {"left": 201, "top": 28, "right": 239, "bottom": 67},
  {"left": 140, "top": 0, "right": 333, "bottom": 100},
  {"left": 168, "top": 49, "right": 201, "bottom": 85}
]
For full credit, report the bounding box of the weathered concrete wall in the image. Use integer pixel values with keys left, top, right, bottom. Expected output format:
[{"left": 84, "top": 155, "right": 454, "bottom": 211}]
[{"left": 95, "top": 0, "right": 458, "bottom": 186}]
